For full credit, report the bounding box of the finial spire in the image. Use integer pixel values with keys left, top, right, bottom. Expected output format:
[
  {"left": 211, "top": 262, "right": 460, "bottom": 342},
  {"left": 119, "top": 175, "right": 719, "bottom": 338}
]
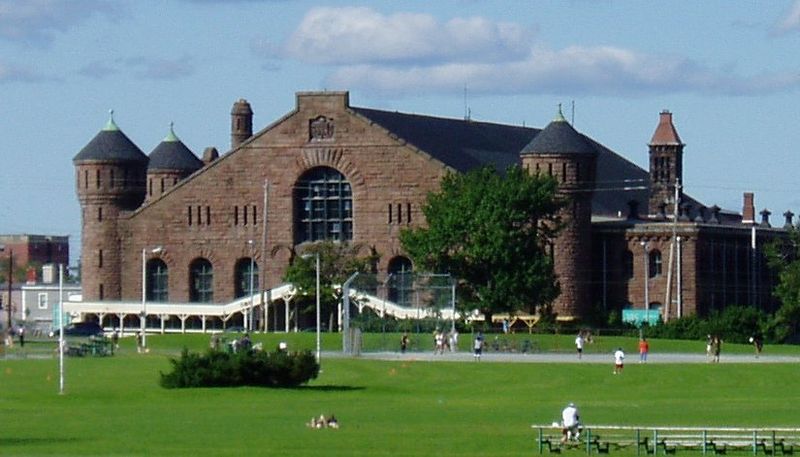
[
  {"left": 554, "top": 103, "right": 567, "bottom": 122},
  {"left": 164, "top": 121, "right": 179, "bottom": 142},
  {"left": 103, "top": 109, "right": 119, "bottom": 131}
]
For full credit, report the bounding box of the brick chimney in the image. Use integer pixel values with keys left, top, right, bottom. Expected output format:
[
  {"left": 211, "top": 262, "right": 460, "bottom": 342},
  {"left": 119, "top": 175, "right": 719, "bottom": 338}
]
[{"left": 742, "top": 192, "right": 755, "bottom": 224}]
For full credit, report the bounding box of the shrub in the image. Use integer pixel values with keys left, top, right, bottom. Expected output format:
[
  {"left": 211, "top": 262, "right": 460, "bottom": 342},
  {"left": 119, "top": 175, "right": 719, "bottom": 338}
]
[{"left": 160, "top": 348, "right": 319, "bottom": 389}]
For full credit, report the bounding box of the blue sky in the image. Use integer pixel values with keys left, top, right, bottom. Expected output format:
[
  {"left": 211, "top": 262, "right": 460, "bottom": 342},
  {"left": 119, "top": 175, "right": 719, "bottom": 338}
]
[{"left": 2, "top": 0, "right": 800, "bottom": 262}]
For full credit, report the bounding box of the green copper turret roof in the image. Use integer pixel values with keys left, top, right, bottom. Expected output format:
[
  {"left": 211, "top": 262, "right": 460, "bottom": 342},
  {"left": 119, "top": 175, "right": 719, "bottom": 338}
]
[
  {"left": 163, "top": 122, "right": 179, "bottom": 142},
  {"left": 73, "top": 112, "right": 148, "bottom": 163},
  {"left": 520, "top": 105, "right": 596, "bottom": 156}
]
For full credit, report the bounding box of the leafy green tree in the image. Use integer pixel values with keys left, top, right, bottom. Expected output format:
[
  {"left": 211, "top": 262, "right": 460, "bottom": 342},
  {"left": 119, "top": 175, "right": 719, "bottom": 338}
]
[
  {"left": 400, "top": 165, "right": 563, "bottom": 318},
  {"left": 283, "top": 241, "right": 378, "bottom": 329},
  {"left": 766, "top": 230, "right": 800, "bottom": 342}
]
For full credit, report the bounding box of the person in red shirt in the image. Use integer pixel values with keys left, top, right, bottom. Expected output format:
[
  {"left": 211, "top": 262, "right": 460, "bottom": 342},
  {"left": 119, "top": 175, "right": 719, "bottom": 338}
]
[{"left": 638, "top": 337, "right": 649, "bottom": 363}]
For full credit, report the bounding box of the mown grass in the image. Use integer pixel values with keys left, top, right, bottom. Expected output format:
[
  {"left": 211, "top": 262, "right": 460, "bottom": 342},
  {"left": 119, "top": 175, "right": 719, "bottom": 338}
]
[{"left": 2, "top": 334, "right": 799, "bottom": 456}]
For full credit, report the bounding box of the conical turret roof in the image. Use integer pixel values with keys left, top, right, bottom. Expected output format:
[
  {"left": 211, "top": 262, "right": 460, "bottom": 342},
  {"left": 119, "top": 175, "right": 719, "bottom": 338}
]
[
  {"left": 73, "top": 110, "right": 148, "bottom": 163},
  {"left": 147, "top": 123, "right": 203, "bottom": 172},
  {"left": 520, "top": 106, "right": 596, "bottom": 156}
]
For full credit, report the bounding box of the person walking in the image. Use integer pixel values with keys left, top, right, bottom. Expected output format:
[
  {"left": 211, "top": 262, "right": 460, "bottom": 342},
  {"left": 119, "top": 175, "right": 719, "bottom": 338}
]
[
  {"left": 575, "top": 333, "right": 585, "bottom": 359},
  {"left": 613, "top": 347, "right": 625, "bottom": 374},
  {"left": 400, "top": 332, "right": 409, "bottom": 353}
]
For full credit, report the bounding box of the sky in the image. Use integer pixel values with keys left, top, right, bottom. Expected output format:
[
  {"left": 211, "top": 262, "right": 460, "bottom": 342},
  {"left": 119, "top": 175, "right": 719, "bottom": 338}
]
[{"left": 2, "top": 0, "right": 800, "bottom": 263}]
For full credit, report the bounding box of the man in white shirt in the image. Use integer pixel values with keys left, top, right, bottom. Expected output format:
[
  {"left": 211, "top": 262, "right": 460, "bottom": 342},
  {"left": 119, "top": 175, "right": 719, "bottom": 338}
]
[
  {"left": 561, "top": 403, "right": 580, "bottom": 443},
  {"left": 575, "top": 334, "right": 584, "bottom": 359},
  {"left": 613, "top": 347, "right": 625, "bottom": 374}
]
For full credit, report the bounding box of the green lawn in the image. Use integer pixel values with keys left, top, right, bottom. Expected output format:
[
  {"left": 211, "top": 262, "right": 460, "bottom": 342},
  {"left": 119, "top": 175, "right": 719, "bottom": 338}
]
[{"left": 2, "top": 334, "right": 799, "bottom": 456}]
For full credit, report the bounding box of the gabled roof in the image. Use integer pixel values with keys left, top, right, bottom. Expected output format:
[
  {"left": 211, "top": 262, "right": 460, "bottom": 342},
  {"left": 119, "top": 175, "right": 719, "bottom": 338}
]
[
  {"left": 73, "top": 114, "right": 148, "bottom": 164},
  {"left": 147, "top": 126, "right": 203, "bottom": 173},
  {"left": 352, "top": 107, "right": 536, "bottom": 173},
  {"left": 353, "top": 106, "right": 657, "bottom": 217}
]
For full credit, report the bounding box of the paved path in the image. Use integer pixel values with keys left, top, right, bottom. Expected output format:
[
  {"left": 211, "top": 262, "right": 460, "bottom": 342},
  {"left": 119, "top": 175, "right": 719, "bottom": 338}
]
[{"left": 340, "top": 351, "right": 800, "bottom": 364}]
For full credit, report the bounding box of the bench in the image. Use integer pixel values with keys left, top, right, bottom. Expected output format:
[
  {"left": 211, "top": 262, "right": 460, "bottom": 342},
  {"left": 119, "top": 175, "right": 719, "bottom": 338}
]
[{"left": 533, "top": 425, "right": 800, "bottom": 455}]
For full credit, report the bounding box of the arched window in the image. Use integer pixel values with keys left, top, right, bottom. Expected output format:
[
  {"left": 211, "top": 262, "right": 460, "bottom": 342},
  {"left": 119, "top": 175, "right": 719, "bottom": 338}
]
[
  {"left": 649, "top": 250, "right": 662, "bottom": 278},
  {"left": 234, "top": 258, "right": 259, "bottom": 299},
  {"left": 146, "top": 258, "right": 168, "bottom": 302},
  {"left": 388, "top": 256, "right": 413, "bottom": 307},
  {"left": 189, "top": 258, "right": 213, "bottom": 302},
  {"left": 623, "top": 250, "right": 634, "bottom": 279},
  {"left": 294, "top": 167, "right": 353, "bottom": 243}
]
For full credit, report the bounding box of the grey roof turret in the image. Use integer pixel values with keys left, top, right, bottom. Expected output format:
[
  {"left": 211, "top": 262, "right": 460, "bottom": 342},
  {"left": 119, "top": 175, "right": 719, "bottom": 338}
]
[
  {"left": 147, "top": 123, "right": 203, "bottom": 173},
  {"left": 73, "top": 110, "right": 148, "bottom": 163},
  {"left": 520, "top": 106, "right": 596, "bottom": 156}
]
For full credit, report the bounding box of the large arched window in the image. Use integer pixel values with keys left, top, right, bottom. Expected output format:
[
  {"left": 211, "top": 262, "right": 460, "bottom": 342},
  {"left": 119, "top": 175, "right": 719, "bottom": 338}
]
[
  {"left": 234, "top": 258, "right": 259, "bottom": 298},
  {"left": 649, "top": 250, "right": 662, "bottom": 278},
  {"left": 146, "top": 259, "right": 168, "bottom": 302},
  {"left": 189, "top": 258, "right": 213, "bottom": 302},
  {"left": 388, "top": 256, "right": 413, "bottom": 307},
  {"left": 294, "top": 167, "right": 353, "bottom": 243}
]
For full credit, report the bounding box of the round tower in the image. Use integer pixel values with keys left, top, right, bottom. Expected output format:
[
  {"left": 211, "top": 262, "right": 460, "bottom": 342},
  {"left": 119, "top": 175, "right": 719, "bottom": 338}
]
[
  {"left": 520, "top": 107, "right": 597, "bottom": 319},
  {"left": 73, "top": 111, "right": 148, "bottom": 301},
  {"left": 146, "top": 123, "right": 203, "bottom": 202},
  {"left": 231, "top": 98, "right": 253, "bottom": 149}
]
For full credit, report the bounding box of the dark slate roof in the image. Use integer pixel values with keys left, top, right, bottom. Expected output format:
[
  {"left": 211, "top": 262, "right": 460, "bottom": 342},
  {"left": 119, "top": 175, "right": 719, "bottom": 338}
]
[
  {"left": 352, "top": 107, "right": 536, "bottom": 173},
  {"left": 73, "top": 128, "right": 148, "bottom": 163},
  {"left": 148, "top": 139, "right": 203, "bottom": 172},
  {"left": 351, "top": 106, "right": 704, "bottom": 219},
  {"left": 520, "top": 118, "right": 597, "bottom": 156}
]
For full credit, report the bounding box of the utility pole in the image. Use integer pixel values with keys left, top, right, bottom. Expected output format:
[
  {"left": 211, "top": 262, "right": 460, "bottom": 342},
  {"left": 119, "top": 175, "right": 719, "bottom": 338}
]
[
  {"left": 3, "top": 248, "right": 12, "bottom": 328},
  {"left": 664, "top": 178, "right": 681, "bottom": 322}
]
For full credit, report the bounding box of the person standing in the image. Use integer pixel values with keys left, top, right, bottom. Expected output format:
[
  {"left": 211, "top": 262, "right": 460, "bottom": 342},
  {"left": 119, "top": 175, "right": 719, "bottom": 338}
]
[
  {"left": 575, "top": 333, "right": 584, "bottom": 359},
  {"left": 613, "top": 347, "right": 625, "bottom": 374},
  {"left": 400, "top": 332, "right": 409, "bottom": 353},
  {"left": 638, "top": 337, "right": 649, "bottom": 363},
  {"left": 18, "top": 326, "right": 25, "bottom": 348},
  {"left": 711, "top": 336, "right": 722, "bottom": 363},
  {"left": 473, "top": 332, "right": 484, "bottom": 361}
]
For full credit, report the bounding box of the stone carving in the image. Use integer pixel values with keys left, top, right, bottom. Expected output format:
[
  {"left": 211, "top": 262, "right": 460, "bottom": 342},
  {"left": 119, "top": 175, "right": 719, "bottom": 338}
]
[{"left": 309, "top": 116, "right": 334, "bottom": 141}]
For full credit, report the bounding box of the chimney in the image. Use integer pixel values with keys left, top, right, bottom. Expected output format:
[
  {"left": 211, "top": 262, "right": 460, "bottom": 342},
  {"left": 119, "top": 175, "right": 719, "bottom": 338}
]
[
  {"left": 784, "top": 210, "right": 794, "bottom": 229},
  {"left": 743, "top": 192, "right": 755, "bottom": 224},
  {"left": 202, "top": 147, "right": 219, "bottom": 165},
  {"left": 26, "top": 266, "right": 37, "bottom": 285},
  {"left": 231, "top": 99, "right": 253, "bottom": 149},
  {"left": 760, "top": 209, "right": 771, "bottom": 228},
  {"left": 709, "top": 205, "right": 720, "bottom": 224}
]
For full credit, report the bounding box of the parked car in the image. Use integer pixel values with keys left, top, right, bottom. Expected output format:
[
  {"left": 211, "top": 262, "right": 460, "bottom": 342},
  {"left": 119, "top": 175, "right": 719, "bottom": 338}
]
[{"left": 51, "top": 322, "right": 105, "bottom": 337}]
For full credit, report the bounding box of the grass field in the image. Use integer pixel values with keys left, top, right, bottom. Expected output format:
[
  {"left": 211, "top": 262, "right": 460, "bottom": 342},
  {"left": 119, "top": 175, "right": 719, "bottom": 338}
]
[{"left": 2, "top": 334, "right": 800, "bottom": 456}]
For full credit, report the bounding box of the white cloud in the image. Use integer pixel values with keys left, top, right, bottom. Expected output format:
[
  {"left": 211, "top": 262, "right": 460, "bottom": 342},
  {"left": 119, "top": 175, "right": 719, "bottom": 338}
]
[
  {"left": 284, "top": 7, "right": 531, "bottom": 65},
  {"left": 325, "top": 46, "right": 800, "bottom": 97},
  {"left": 774, "top": 0, "right": 800, "bottom": 34},
  {"left": 0, "top": 0, "right": 118, "bottom": 46}
]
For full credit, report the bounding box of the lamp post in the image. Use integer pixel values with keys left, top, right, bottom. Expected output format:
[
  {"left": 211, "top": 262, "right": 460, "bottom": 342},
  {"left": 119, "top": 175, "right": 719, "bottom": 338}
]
[
  {"left": 302, "top": 252, "right": 321, "bottom": 363},
  {"left": 248, "top": 240, "right": 255, "bottom": 332},
  {"left": 641, "top": 241, "right": 650, "bottom": 319},
  {"left": 141, "top": 246, "right": 163, "bottom": 350}
]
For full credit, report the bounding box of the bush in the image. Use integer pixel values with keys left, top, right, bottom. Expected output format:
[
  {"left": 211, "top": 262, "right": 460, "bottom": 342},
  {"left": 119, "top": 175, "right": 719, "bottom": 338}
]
[
  {"left": 642, "top": 306, "right": 770, "bottom": 343},
  {"left": 160, "top": 348, "right": 319, "bottom": 388}
]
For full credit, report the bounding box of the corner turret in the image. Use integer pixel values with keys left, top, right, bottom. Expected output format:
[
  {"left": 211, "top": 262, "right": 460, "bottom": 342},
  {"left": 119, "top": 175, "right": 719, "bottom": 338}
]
[
  {"left": 520, "top": 105, "right": 597, "bottom": 319},
  {"left": 73, "top": 111, "right": 148, "bottom": 301},
  {"left": 146, "top": 123, "right": 203, "bottom": 201},
  {"left": 231, "top": 99, "right": 253, "bottom": 149}
]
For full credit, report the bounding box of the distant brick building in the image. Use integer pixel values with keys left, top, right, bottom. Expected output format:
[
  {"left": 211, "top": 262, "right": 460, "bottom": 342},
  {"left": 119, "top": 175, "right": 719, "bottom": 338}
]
[
  {"left": 0, "top": 234, "right": 69, "bottom": 269},
  {"left": 73, "top": 91, "right": 786, "bottom": 328}
]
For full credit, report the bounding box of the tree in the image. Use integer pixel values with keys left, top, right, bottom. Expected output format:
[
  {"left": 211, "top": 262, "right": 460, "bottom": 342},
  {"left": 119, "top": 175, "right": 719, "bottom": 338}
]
[
  {"left": 400, "top": 165, "right": 563, "bottom": 318},
  {"left": 282, "top": 241, "right": 378, "bottom": 330},
  {"left": 765, "top": 229, "right": 800, "bottom": 342}
]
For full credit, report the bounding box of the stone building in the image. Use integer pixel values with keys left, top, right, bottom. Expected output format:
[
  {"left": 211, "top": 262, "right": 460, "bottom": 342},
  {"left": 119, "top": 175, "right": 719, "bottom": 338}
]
[{"left": 71, "top": 91, "right": 786, "bottom": 331}]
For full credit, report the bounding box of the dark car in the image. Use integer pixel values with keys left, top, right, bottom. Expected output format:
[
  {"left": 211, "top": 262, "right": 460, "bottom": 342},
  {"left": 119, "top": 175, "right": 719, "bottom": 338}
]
[{"left": 58, "top": 322, "right": 105, "bottom": 337}]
